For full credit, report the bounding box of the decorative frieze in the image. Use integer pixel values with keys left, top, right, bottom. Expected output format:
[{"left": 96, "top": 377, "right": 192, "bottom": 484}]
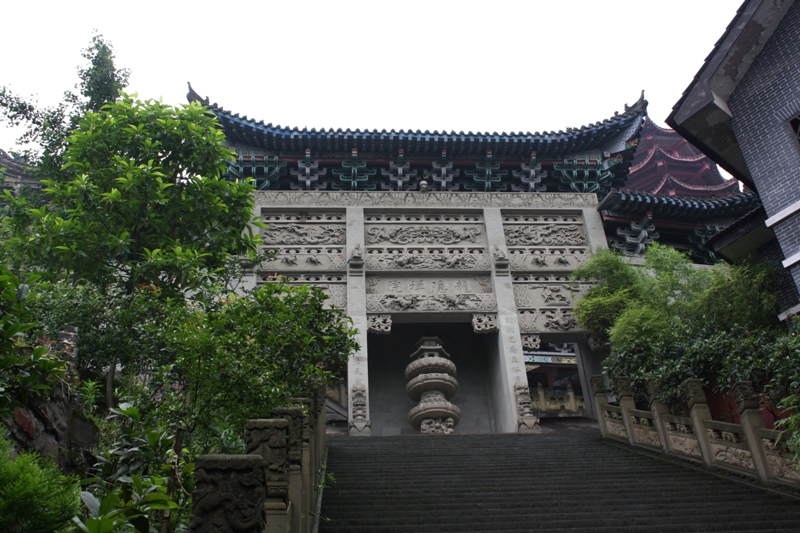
[
  {"left": 262, "top": 224, "right": 346, "bottom": 245},
  {"left": 509, "top": 248, "right": 589, "bottom": 271},
  {"left": 518, "top": 309, "right": 579, "bottom": 333},
  {"left": 366, "top": 226, "right": 481, "bottom": 245},
  {"left": 254, "top": 191, "right": 599, "bottom": 209},
  {"left": 504, "top": 224, "right": 586, "bottom": 246},
  {"left": 522, "top": 334, "right": 541, "bottom": 350},
  {"left": 367, "top": 293, "right": 496, "bottom": 313},
  {"left": 367, "top": 315, "right": 392, "bottom": 335},
  {"left": 365, "top": 251, "right": 490, "bottom": 271},
  {"left": 471, "top": 314, "right": 498, "bottom": 334},
  {"left": 262, "top": 248, "right": 346, "bottom": 271}
]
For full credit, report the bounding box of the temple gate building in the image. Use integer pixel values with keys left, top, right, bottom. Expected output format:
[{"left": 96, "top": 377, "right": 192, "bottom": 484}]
[{"left": 189, "top": 85, "right": 649, "bottom": 435}]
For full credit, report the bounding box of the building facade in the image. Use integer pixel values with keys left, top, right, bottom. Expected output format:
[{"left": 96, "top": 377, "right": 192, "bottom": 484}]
[
  {"left": 668, "top": 0, "right": 800, "bottom": 316},
  {"left": 189, "top": 85, "right": 647, "bottom": 434}
]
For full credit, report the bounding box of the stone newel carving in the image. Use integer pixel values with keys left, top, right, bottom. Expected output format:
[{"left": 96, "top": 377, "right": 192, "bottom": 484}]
[
  {"left": 514, "top": 381, "right": 541, "bottom": 433},
  {"left": 189, "top": 454, "right": 266, "bottom": 533},
  {"left": 350, "top": 383, "right": 371, "bottom": 435},
  {"left": 405, "top": 337, "right": 461, "bottom": 434}
]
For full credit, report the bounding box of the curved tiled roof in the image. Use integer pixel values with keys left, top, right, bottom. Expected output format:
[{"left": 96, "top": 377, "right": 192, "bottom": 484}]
[
  {"left": 187, "top": 84, "right": 647, "bottom": 158},
  {"left": 597, "top": 190, "right": 761, "bottom": 220},
  {"left": 0, "top": 149, "right": 35, "bottom": 185}
]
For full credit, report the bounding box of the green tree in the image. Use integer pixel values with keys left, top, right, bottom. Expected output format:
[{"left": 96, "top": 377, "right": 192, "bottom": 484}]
[
  {"left": 0, "top": 435, "right": 80, "bottom": 533},
  {"left": 0, "top": 34, "right": 129, "bottom": 180},
  {"left": 572, "top": 245, "right": 784, "bottom": 404},
  {"left": 8, "top": 95, "right": 261, "bottom": 297}
]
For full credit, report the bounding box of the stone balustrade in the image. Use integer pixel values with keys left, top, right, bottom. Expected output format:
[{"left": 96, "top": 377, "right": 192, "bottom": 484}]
[
  {"left": 592, "top": 376, "right": 800, "bottom": 489},
  {"left": 189, "top": 388, "right": 328, "bottom": 533}
]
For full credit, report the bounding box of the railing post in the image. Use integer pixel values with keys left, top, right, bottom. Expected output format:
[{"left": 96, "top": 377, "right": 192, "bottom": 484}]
[
  {"left": 537, "top": 383, "right": 546, "bottom": 415},
  {"left": 273, "top": 406, "right": 306, "bottom": 532},
  {"left": 590, "top": 376, "right": 609, "bottom": 438},
  {"left": 615, "top": 377, "right": 638, "bottom": 447},
  {"left": 685, "top": 379, "right": 714, "bottom": 466},
  {"left": 567, "top": 384, "right": 578, "bottom": 413},
  {"left": 647, "top": 380, "right": 671, "bottom": 454},
  {"left": 733, "top": 381, "right": 771, "bottom": 483},
  {"left": 244, "top": 420, "right": 291, "bottom": 533},
  {"left": 189, "top": 454, "right": 266, "bottom": 533}
]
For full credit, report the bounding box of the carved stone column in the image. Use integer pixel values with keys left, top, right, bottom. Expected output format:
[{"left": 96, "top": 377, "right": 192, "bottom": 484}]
[
  {"left": 346, "top": 207, "right": 371, "bottom": 436},
  {"left": 484, "top": 208, "right": 529, "bottom": 433},
  {"left": 733, "top": 381, "right": 771, "bottom": 482},
  {"left": 590, "top": 376, "right": 610, "bottom": 438},
  {"left": 406, "top": 337, "right": 461, "bottom": 434},
  {"left": 647, "top": 380, "right": 672, "bottom": 454},
  {"left": 272, "top": 407, "right": 304, "bottom": 533},
  {"left": 244, "top": 420, "right": 290, "bottom": 533},
  {"left": 615, "top": 376, "right": 638, "bottom": 447},
  {"left": 189, "top": 454, "right": 266, "bottom": 533},
  {"left": 685, "top": 379, "right": 714, "bottom": 466}
]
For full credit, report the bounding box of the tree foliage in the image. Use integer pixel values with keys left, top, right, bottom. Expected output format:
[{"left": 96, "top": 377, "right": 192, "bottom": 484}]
[
  {"left": 0, "top": 435, "right": 80, "bottom": 533},
  {"left": 0, "top": 34, "right": 129, "bottom": 179},
  {"left": 6, "top": 95, "right": 261, "bottom": 296},
  {"left": 572, "top": 245, "right": 789, "bottom": 405}
]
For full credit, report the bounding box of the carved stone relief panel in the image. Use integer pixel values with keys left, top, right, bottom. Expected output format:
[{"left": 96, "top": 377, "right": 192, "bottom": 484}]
[
  {"left": 517, "top": 309, "right": 580, "bottom": 333},
  {"left": 365, "top": 276, "right": 495, "bottom": 313},
  {"left": 257, "top": 273, "right": 346, "bottom": 310},
  {"left": 512, "top": 282, "right": 583, "bottom": 308},
  {"left": 502, "top": 213, "right": 589, "bottom": 273},
  {"left": 363, "top": 212, "right": 488, "bottom": 273},
  {"left": 257, "top": 211, "right": 347, "bottom": 309}
]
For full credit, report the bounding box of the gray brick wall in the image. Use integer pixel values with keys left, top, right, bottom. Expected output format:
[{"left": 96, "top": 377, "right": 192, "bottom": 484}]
[
  {"left": 729, "top": 1, "right": 800, "bottom": 307},
  {"left": 757, "top": 238, "right": 800, "bottom": 311}
]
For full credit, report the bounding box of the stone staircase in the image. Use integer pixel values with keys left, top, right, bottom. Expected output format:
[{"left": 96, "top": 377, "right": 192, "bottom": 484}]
[{"left": 319, "top": 419, "right": 800, "bottom": 532}]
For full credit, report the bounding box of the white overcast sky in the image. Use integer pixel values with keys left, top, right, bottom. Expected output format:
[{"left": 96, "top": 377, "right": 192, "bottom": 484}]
[{"left": 1, "top": 0, "right": 742, "bottom": 153}]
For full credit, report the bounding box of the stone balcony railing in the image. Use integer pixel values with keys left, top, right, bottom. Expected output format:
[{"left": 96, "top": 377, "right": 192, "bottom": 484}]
[
  {"left": 189, "top": 390, "right": 327, "bottom": 533},
  {"left": 591, "top": 376, "right": 800, "bottom": 489}
]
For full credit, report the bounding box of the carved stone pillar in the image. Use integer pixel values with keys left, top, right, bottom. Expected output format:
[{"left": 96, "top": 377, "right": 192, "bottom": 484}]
[
  {"left": 346, "top": 207, "right": 371, "bottom": 436},
  {"left": 406, "top": 337, "right": 461, "bottom": 434},
  {"left": 733, "top": 381, "right": 770, "bottom": 482},
  {"left": 484, "top": 208, "right": 529, "bottom": 433},
  {"left": 567, "top": 384, "right": 578, "bottom": 413},
  {"left": 647, "top": 380, "right": 672, "bottom": 454},
  {"left": 244, "top": 420, "right": 290, "bottom": 533},
  {"left": 272, "top": 406, "right": 305, "bottom": 533},
  {"left": 684, "top": 379, "right": 714, "bottom": 466},
  {"left": 537, "top": 382, "right": 547, "bottom": 415},
  {"left": 189, "top": 454, "right": 266, "bottom": 533},
  {"left": 615, "top": 376, "right": 638, "bottom": 447},
  {"left": 590, "top": 375, "right": 610, "bottom": 438}
]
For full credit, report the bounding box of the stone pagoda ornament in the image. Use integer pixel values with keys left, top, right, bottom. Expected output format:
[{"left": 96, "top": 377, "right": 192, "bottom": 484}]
[{"left": 405, "top": 337, "right": 461, "bottom": 434}]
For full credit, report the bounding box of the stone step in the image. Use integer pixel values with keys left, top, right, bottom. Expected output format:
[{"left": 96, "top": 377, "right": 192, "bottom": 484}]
[{"left": 319, "top": 419, "right": 800, "bottom": 532}]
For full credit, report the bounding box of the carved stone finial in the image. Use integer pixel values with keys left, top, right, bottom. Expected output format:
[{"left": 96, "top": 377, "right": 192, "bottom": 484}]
[
  {"left": 472, "top": 314, "right": 498, "bottom": 334},
  {"left": 189, "top": 454, "right": 266, "bottom": 533},
  {"left": 590, "top": 375, "right": 607, "bottom": 395},
  {"left": 348, "top": 244, "right": 364, "bottom": 275},
  {"left": 494, "top": 245, "right": 509, "bottom": 271},
  {"left": 646, "top": 380, "right": 662, "bottom": 405},
  {"left": 367, "top": 315, "right": 392, "bottom": 335},
  {"left": 683, "top": 379, "right": 707, "bottom": 410},
  {"left": 614, "top": 376, "right": 632, "bottom": 398},
  {"left": 733, "top": 381, "right": 760, "bottom": 415}
]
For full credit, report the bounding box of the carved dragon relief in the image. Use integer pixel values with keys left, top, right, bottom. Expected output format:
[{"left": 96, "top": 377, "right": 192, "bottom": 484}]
[
  {"left": 367, "top": 293, "right": 496, "bottom": 313},
  {"left": 261, "top": 224, "right": 345, "bottom": 245},
  {"left": 517, "top": 309, "right": 580, "bottom": 333},
  {"left": 365, "top": 252, "right": 490, "bottom": 271},
  {"left": 366, "top": 226, "right": 481, "bottom": 245},
  {"left": 504, "top": 224, "right": 586, "bottom": 246}
]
